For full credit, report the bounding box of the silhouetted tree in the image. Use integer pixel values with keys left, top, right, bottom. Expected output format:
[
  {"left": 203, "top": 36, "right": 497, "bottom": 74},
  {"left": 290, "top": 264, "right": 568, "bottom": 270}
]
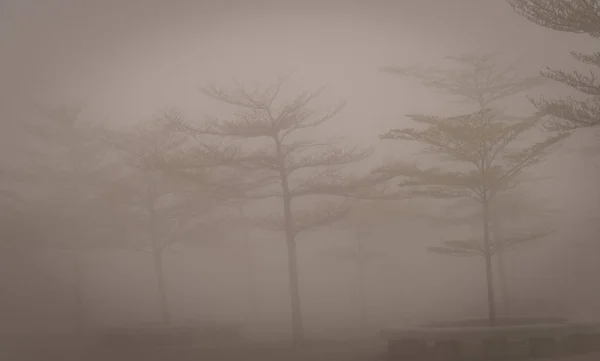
[
  {"left": 507, "top": 0, "right": 600, "bottom": 130},
  {"left": 377, "top": 54, "right": 569, "bottom": 325},
  {"left": 164, "top": 76, "right": 371, "bottom": 344}
]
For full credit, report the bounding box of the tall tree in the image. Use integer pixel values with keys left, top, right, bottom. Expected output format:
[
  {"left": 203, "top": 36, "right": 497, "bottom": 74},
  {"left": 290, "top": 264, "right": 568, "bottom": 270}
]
[
  {"left": 101, "top": 111, "right": 228, "bottom": 323},
  {"left": 507, "top": 0, "right": 600, "bottom": 130},
  {"left": 382, "top": 54, "right": 559, "bottom": 318},
  {"left": 165, "top": 77, "right": 370, "bottom": 344},
  {"left": 377, "top": 54, "right": 569, "bottom": 324}
]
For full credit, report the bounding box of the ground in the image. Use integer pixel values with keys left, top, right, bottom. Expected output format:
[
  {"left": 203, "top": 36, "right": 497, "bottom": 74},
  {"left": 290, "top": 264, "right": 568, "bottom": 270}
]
[{"left": 11, "top": 342, "right": 600, "bottom": 361}]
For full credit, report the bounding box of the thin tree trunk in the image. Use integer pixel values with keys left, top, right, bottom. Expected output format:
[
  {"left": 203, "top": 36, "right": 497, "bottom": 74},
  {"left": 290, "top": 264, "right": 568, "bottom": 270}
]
[
  {"left": 497, "top": 251, "right": 511, "bottom": 317},
  {"left": 275, "top": 136, "right": 303, "bottom": 346},
  {"left": 212, "top": 245, "right": 226, "bottom": 323},
  {"left": 482, "top": 197, "right": 497, "bottom": 326},
  {"left": 356, "top": 226, "right": 367, "bottom": 334},
  {"left": 147, "top": 174, "right": 170, "bottom": 324},
  {"left": 480, "top": 148, "right": 497, "bottom": 326},
  {"left": 72, "top": 251, "right": 86, "bottom": 334},
  {"left": 285, "top": 234, "right": 302, "bottom": 344},
  {"left": 153, "top": 250, "right": 170, "bottom": 323},
  {"left": 562, "top": 244, "right": 571, "bottom": 317},
  {"left": 240, "top": 204, "right": 259, "bottom": 322},
  {"left": 70, "top": 146, "right": 87, "bottom": 334},
  {"left": 280, "top": 172, "right": 303, "bottom": 345},
  {"left": 244, "top": 228, "right": 259, "bottom": 321},
  {"left": 491, "top": 206, "right": 511, "bottom": 318}
]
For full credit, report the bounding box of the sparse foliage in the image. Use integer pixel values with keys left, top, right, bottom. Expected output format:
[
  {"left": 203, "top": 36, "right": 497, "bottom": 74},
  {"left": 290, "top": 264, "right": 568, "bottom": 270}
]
[
  {"left": 428, "top": 229, "right": 554, "bottom": 257},
  {"left": 381, "top": 53, "right": 545, "bottom": 108}
]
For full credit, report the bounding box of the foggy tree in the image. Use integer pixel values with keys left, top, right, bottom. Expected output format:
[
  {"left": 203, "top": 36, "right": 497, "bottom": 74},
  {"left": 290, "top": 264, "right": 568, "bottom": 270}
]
[
  {"left": 165, "top": 77, "right": 370, "bottom": 344},
  {"left": 0, "top": 113, "right": 82, "bottom": 335},
  {"left": 381, "top": 54, "right": 558, "bottom": 318},
  {"left": 233, "top": 201, "right": 259, "bottom": 322},
  {"left": 0, "top": 170, "right": 31, "bottom": 249},
  {"left": 101, "top": 112, "right": 228, "bottom": 324},
  {"left": 377, "top": 55, "right": 569, "bottom": 324},
  {"left": 424, "top": 186, "right": 556, "bottom": 317},
  {"left": 487, "top": 188, "right": 556, "bottom": 316},
  {"left": 507, "top": 0, "right": 600, "bottom": 130},
  {"left": 22, "top": 104, "right": 115, "bottom": 332},
  {"left": 319, "top": 201, "right": 376, "bottom": 334},
  {"left": 319, "top": 200, "right": 416, "bottom": 333}
]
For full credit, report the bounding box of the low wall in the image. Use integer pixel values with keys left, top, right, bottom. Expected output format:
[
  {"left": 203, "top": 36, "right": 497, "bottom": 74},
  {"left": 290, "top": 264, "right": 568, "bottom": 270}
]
[{"left": 382, "top": 322, "right": 600, "bottom": 361}]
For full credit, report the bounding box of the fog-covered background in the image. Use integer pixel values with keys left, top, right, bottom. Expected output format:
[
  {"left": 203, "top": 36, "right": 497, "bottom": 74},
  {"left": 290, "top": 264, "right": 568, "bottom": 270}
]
[{"left": 1, "top": 0, "right": 599, "bottom": 345}]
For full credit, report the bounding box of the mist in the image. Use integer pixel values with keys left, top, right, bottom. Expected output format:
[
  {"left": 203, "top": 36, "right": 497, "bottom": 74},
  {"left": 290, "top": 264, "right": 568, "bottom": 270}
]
[{"left": 1, "top": 0, "right": 599, "bottom": 360}]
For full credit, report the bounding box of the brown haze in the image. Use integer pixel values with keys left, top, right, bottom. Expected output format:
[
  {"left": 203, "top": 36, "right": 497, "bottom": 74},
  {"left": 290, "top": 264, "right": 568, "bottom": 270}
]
[{"left": 1, "top": 0, "right": 599, "bottom": 359}]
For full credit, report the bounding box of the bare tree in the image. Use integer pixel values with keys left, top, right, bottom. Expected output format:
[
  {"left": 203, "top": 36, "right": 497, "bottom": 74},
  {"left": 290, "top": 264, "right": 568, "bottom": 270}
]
[
  {"left": 164, "top": 77, "right": 371, "bottom": 344},
  {"left": 507, "top": 0, "right": 600, "bottom": 130},
  {"left": 377, "top": 54, "right": 569, "bottom": 325}
]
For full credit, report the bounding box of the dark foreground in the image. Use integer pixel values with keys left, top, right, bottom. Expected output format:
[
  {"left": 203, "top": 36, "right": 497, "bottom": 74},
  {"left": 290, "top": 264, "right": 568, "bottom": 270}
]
[
  {"left": 8, "top": 342, "right": 384, "bottom": 361},
  {"left": 8, "top": 342, "right": 600, "bottom": 361}
]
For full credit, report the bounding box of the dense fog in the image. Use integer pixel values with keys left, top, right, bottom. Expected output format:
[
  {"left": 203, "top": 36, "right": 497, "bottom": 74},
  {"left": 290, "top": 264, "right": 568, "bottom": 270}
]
[{"left": 0, "top": 0, "right": 599, "bottom": 358}]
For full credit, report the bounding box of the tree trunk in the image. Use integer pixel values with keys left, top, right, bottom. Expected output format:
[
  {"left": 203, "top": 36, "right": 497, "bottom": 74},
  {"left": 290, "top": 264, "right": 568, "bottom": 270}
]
[
  {"left": 491, "top": 207, "right": 511, "bottom": 317},
  {"left": 147, "top": 174, "right": 170, "bottom": 324},
  {"left": 72, "top": 251, "right": 86, "bottom": 334},
  {"left": 561, "top": 244, "right": 571, "bottom": 317},
  {"left": 240, "top": 204, "right": 259, "bottom": 322},
  {"left": 357, "top": 260, "right": 367, "bottom": 333},
  {"left": 281, "top": 173, "right": 303, "bottom": 345},
  {"left": 211, "top": 245, "right": 226, "bottom": 323},
  {"left": 356, "top": 227, "right": 367, "bottom": 334},
  {"left": 285, "top": 231, "right": 302, "bottom": 345},
  {"left": 244, "top": 232, "right": 259, "bottom": 322},
  {"left": 70, "top": 149, "right": 86, "bottom": 334},
  {"left": 153, "top": 250, "right": 170, "bottom": 323},
  {"left": 484, "top": 254, "right": 496, "bottom": 324},
  {"left": 497, "top": 250, "right": 511, "bottom": 317},
  {"left": 482, "top": 197, "right": 497, "bottom": 326}
]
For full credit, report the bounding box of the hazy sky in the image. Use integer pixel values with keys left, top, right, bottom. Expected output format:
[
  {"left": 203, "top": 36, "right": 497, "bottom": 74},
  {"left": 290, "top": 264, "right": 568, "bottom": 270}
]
[
  {"left": 2, "top": 0, "right": 597, "bottom": 235},
  {"left": 2, "top": 0, "right": 594, "bottom": 131}
]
